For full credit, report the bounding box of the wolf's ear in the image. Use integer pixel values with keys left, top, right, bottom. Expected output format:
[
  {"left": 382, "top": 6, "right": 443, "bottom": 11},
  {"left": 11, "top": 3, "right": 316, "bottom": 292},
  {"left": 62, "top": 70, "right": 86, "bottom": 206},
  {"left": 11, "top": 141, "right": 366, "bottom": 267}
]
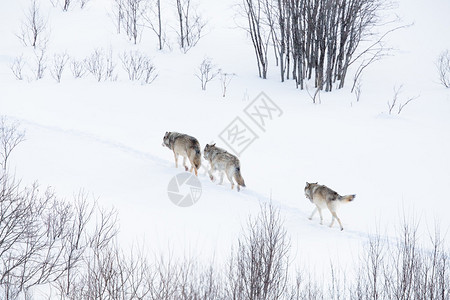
[
  {"left": 212, "top": 143, "right": 216, "bottom": 147},
  {"left": 314, "top": 182, "right": 318, "bottom": 184},
  {"left": 306, "top": 182, "right": 309, "bottom": 186}
]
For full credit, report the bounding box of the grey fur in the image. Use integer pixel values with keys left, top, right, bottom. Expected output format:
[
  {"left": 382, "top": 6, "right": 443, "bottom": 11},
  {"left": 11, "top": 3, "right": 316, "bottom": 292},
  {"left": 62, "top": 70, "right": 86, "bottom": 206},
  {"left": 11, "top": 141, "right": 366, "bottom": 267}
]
[
  {"left": 304, "top": 182, "right": 355, "bottom": 231},
  {"left": 162, "top": 132, "right": 201, "bottom": 176},
  {"left": 203, "top": 143, "right": 246, "bottom": 191}
]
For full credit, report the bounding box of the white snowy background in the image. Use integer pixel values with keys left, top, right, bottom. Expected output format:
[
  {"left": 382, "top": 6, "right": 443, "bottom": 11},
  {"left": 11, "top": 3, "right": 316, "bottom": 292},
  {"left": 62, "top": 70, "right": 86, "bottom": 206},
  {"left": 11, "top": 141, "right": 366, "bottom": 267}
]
[{"left": 1, "top": 0, "right": 449, "bottom": 292}]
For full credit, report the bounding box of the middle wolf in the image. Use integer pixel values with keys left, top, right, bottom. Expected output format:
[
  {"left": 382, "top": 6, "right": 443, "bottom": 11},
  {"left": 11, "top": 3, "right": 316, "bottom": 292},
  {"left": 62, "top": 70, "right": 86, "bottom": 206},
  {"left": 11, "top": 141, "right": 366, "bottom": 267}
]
[{"left": 203, "top": 143, "right": 246, "bottom": 192}]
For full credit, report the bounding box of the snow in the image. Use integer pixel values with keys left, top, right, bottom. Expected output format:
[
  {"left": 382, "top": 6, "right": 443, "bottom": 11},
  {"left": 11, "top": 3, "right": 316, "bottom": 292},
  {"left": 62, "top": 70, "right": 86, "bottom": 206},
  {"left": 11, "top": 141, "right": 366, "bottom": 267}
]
[{"left": 1, "top": 0, "right": 450, "bottom": 286}]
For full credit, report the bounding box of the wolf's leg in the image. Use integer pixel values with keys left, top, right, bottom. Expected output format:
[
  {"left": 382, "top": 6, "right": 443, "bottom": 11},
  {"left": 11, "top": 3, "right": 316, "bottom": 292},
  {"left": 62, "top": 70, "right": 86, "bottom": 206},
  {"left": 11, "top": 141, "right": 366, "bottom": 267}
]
[
  {"left": 226, "top": 171, "right": 234, "bottom": 190},
  {"left": 309, "top": 207, "right": 317, "bottom": 220},
  {"left": 218, "top": 172, "right": 224, "bottom": 185},
  {"left": 208, "top": 165, "right": 215, "bottom": 181},
  {"left": 183, "top": 156, "right": 189, "bottom": 171},
  {"left": 174, "top": 152, "right": 179, "bottom": 168},
  {"left": 318, "top": 208, "right": 323, "bottom": 225},
  {"left": 331, "top": 212, "right": 344, "bottom": 230},
  {"left": 329, "top": 215, "right": 335, "bottom": 228}
]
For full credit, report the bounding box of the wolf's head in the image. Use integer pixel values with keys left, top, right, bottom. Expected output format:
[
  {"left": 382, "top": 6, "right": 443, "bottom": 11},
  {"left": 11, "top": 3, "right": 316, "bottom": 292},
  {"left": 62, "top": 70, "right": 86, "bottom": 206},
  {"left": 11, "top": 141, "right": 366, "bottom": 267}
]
[
  {"left": 203, "top": 143, "right": 216, "bottom": 160},
  {"left": 304, "top": 182, "right": 318, "bottom": 201},
  {"left": 162, "top": 132, "right": 171, "bottom": 148}
]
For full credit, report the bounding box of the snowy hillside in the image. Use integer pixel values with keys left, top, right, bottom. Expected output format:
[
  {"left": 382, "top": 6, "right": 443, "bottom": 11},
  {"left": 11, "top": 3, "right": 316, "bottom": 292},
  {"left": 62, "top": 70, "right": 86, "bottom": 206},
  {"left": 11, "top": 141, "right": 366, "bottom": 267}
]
[{"left": 1, "top": 0, "right": 450, "bottom": 298}]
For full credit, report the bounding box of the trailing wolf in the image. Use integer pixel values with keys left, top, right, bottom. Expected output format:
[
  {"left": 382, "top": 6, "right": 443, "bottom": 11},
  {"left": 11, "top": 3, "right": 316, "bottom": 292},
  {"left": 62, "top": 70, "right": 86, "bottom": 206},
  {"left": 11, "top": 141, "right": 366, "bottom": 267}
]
[
  {"left": 203, "top": 143, "right": 246, "bottom": 191},
  {"left": 162, "top": 132, "right": 201, "bottom": 176},
  {"left": 304, "top": 182, "right": 355, "bottom": 231}
]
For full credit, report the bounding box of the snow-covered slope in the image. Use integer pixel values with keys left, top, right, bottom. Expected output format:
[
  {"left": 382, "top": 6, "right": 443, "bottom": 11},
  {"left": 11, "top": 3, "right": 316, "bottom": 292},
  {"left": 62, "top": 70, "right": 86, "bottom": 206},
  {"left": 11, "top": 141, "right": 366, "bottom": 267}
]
[{"left": 1, "top": 0, "right": 450, "bottom": 275}]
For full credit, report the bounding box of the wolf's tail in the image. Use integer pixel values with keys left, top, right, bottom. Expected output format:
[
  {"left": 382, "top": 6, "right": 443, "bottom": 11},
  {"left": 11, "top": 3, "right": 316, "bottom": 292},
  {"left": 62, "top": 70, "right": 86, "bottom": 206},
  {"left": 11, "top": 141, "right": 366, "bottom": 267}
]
[
  {"left": 339, "top": 194, "right": 356, "bottom": 202},
  {"left": 234, "top": 167, "right": 246, "bottom": 188}
]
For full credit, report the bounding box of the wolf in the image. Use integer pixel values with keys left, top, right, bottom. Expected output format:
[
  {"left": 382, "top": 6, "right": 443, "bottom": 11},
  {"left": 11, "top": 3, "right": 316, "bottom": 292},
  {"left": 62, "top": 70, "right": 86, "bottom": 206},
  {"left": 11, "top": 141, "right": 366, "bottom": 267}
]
[
  {"left": 162, "top": 132, "right": 201, "bottom": 176},
  {"left": 304, "top": 182, "right": 355, "bottom": 231},
  {"left": 203, "top": 143, "right": 246, "bottom": 191}
]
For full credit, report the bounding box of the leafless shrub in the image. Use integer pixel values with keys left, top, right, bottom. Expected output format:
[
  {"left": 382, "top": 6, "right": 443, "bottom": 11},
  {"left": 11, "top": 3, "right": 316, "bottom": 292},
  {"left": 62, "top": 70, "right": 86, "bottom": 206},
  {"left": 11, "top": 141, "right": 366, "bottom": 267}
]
[
  {"left": 306, "top": 84, "right": 321, "bottom": 104},
  {"left": 33, "top": 47, "right": 47, "bottom": 80},
  {"left": 17, "top": 0, "right": 49, "bottom": 49},
  {"left": 70, "top": 59, "right": 87, "bottom": 78},
  {"left": 85, "top": 49, "right": 117, "bottom": 82},
  {"left": 195, "top": 57, "right": 218, "bottom": 90},
  {"left": 175, "top": 0, "right": 207, "bottom": 53},
  {"left": 10, "top": 56, "right": 26, "bottom": 80},
  {"left": 120, "top": 51, "right": 158, "bottom": 84},
  {"left": 50, "top": 52, "right": 69, "bottom": 83},
  {"left": 436, "top": 49, "right": 450, "bottom": 88},
  {"left": 387, "top": 85, "right": 419, "bottom": 115},
  {"left": 219, "top": 70, "right": 236, "bottom": 97},
  {"left": 227, "top": 203, "right": 290, "bottom": 300},
  {"left": 0, "top": 118, "right": 25, "bottom": 171}
]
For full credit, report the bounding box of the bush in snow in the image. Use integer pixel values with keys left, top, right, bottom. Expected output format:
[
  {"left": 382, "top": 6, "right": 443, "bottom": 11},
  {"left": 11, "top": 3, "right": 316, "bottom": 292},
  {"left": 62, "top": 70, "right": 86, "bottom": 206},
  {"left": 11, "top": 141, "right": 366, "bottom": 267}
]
[
  {"left": 387, "top": 85, "right": 419, "bottom": 115},
  {"left": 119, "top": 51, "right": 158, "bottom": 84},
  {"left": 195, "top": 57, "right": 218, "bottom": 91},
  {"left": 10, "top": 56, "right": 26, "bottom": 80},
  {"left": 33, "top": 47, "right": 47, "bottom": 80},
  {"left": 50, "top": 52, "right": 69, "bottom": 83},
  {"left": 70, "top": 58, "right": 87, "bottom": 78},
  {"left": 437, "top": 49, "right": 450, "bottom": 88},
  {"left": 85, "top": 49, "right": 117, "bottom": 82}
]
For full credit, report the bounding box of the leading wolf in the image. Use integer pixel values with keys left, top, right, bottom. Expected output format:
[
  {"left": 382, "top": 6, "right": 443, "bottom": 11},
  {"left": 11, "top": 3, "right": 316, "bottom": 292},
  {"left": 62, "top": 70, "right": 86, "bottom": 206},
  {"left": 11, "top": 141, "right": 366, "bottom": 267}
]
[
  {"left": 162, "top": 132, "right": 201, "bottom": 176},
  {"left": 203, "top": 143, "right": 246, "bottom": 191},
  {"left": 304, "top": 182, "right": 355, "bottom": 230}
]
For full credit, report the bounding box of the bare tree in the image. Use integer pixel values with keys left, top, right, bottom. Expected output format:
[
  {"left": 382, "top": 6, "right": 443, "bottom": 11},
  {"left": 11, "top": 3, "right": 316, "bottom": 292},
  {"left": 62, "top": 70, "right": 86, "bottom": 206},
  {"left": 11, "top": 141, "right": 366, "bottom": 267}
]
[
  {"left": 144, "top": 0, "right": 167, "bottom": 50},
  {"left": 10, "top": 56, "right": 26, "bottom": 80},
  {"left": 112, "top": 0, "right": 125, "bottom": 34},
  {"left": 436, "top": 49, "right": 450, "bottom": 88},
  {"left": 242, "top": 0, "right": 270, "bottom": 79},
  {"left": 175, "top": 0, "right": 206, "bottom": 53},
  {"left": 195, "top": 57, "right": 218, "bottom": 90},
  {"left": 124, "top": 0, "right": 148, "bottom": 44},
  {"left": 17, "top": 0, "right": 49, "bottom": 49},
  {"left": 50, "top": 52, "right": 69, "bottom": 83},
  {"left": 63, "top": 0, "right": 71, "bottom": 11},
  {"left": 242, "top": 0, "right": 403, "bottom": 93}
]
